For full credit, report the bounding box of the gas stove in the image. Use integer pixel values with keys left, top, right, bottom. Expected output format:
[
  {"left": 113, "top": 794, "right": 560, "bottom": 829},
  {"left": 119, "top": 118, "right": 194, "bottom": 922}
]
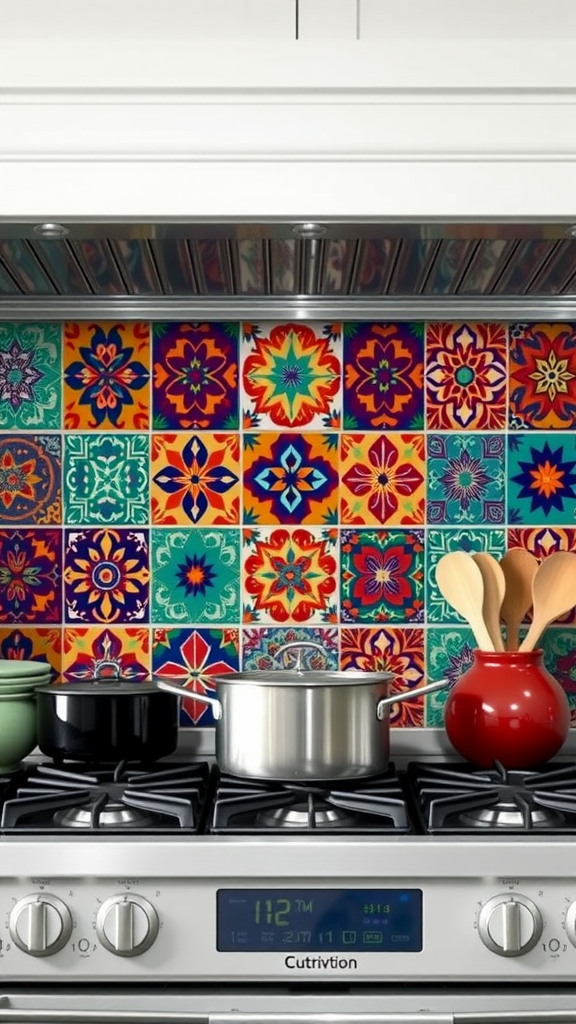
[{"left": 1, "top": 728, "right": 576, "bottom": 991}]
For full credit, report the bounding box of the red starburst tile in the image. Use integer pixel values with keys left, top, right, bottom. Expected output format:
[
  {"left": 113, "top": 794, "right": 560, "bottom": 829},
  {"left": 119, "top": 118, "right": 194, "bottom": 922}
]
[
  {"left": 340, "top": 433, "right": 425, "bottom": 526},
  {"left": 509, "top": 322, "right": 576, "bottom": 429},
  {"left": 425, "top": 322, "right": 507, "bottom": 430},
  {"left": 242, "top": 527, "right": 338, "bottom": 624},
  {"left": 340, "top": 626, "right": 425, "bottom": 727}
]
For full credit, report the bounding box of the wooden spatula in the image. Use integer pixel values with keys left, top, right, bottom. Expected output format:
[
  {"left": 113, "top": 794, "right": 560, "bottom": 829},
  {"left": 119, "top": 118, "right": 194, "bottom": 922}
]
[
  {"left": 499, "top": 548, "right": 538, "bottom": 651},
  {"left": 472, "top": 552, "right": 506, "bottom": 652},
  {"left": 519, "top": 551, "right": 576, "bottom": 652},
  {"left": 435, "top": 552, "right": 495, "bottom": 651}
]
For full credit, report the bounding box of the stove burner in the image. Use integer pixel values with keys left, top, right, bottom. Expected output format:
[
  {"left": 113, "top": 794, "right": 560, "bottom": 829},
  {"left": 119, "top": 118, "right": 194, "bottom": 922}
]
[
  {"left": 410, "top": 761, "right": 576, "bottom": 833},
  {"left": 54, "top": 801, "right": 158, "bottom": 830},
  {"left": 0, "top": 761, "right": 210, "bottom": 833},
  {"left": 212, "top": 769, "right": 410, "bottom": 833},
  {"left": 257, "top": 798, "right": 356, "bottom": 829}
]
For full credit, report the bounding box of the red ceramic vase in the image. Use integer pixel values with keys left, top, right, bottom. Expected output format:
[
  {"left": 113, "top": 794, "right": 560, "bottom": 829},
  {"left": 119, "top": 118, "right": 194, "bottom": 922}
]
[{"left": 444, "top": 649, "right": 571, "bottom": 769}]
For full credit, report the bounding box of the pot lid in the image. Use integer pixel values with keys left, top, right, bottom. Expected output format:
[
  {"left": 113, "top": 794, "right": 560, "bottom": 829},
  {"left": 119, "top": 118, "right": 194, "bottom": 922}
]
[
  {"left": 210, "top": 670, "right": 393, "bottom": 687},
  {"left": 35, "top": 677, "right": 161, "bottom": 695}
]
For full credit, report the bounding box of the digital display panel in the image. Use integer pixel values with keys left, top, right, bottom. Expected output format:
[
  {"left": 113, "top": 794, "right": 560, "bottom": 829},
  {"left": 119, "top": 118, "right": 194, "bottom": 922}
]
[{"left": 217, "top": 888, "right": 422, "bottom": 952}]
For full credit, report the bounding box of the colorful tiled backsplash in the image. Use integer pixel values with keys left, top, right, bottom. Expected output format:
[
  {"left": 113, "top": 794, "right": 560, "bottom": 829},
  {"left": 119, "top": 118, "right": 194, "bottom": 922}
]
[{"left": 1, "top": 318, "right": 576, "bottom": 730}]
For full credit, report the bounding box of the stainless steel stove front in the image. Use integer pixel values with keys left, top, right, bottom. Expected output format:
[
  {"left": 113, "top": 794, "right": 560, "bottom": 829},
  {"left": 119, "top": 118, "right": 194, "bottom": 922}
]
[{"left": 1, "top": 835, "right": 576, "bottom": 984}]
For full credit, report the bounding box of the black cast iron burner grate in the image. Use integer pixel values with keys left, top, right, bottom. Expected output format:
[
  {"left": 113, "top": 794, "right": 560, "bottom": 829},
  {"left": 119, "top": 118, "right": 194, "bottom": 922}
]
[
  {"left": 210, "top": 766, "right": 411, "bottom": 833},
  {"left": 0, "top": 761, "right": 211, "bottom": 833},
  {"left": 409, "top": 760, "right": 576, "bottom": 833}
]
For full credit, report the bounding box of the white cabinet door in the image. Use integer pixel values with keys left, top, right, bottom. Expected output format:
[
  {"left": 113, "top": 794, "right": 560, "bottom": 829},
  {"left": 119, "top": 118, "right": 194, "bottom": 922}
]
[
  {"left": 298, "top": 0, "right": 357, "bottom": 39},
  {"left": 3, "top": 0, "right": 297, "bottom": 40},
  {"left": 359, "top": 0, "right": 576, "bottom": 38}
]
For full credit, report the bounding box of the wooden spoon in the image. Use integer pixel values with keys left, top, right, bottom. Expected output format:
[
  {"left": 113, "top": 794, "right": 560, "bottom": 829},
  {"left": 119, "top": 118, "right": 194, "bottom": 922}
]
[
  {"left": 499, "top": 548, "right": 538, "bottom": 651},
  {"left": 471, "top": 552, "right": 506, "bottom": 652},
  {"left": 435, "top": 552, "right": 495, "bottom": 651},
  {"left": 519, "top": 551, "right": 576, "bottom": 652}
]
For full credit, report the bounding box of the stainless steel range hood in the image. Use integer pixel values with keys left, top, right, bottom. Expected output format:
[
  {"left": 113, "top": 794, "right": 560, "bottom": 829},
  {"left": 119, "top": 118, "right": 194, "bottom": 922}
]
[{"left": 1, "top": 220, "right": 575, "bottom": 321}]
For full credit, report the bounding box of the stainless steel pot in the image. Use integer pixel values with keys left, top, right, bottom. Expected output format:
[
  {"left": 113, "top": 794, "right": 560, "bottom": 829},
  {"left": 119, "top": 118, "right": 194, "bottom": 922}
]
[{"left": 156, "top": 642, "right": 449, "bottom": 781}]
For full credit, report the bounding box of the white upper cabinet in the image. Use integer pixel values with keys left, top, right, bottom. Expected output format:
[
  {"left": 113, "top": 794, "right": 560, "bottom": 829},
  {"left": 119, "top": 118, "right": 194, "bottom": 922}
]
[
  {"left": 359, "top": 0, "right": 576, "bottom": 38},
  {"left": 3, "top": 0, "right": 297, "bottom": 40},
  {"left": 297, "top": 0, "right": 358, "bottom": 39}
]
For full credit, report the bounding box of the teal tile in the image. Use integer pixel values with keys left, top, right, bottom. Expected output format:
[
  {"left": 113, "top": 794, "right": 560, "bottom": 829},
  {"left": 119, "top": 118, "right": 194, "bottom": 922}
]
[
  {"left": 427, "top": 433, "right": 505, "bottom": 525},
  {"left": 0, "top": 323, "right": 61, "bottom": 429},
  {"left": 64, "top": 433, "right": 149, "bottom": 525},
  {"left": 151, "top": 528, "right": 241, "bottom": 623},
  {"left": 508, "top": 433, "right": 576, "bottom": 525},
  {"left": 426, "top": 528, "right": 506, "bottom": 623},
  {"left": 425, "top": 626, "right": 475, "bottom": 726}
]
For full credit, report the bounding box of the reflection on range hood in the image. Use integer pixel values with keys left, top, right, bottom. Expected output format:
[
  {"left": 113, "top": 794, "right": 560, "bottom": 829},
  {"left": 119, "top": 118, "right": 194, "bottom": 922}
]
[{"left": 1, "top": 221, "right": 576, "bottom": 320}]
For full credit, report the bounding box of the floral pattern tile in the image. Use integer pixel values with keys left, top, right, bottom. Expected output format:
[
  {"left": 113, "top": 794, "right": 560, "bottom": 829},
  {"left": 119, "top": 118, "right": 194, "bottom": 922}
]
[
  {"left": 0, "top": 434, "right": 61, "bottom": 525},
  {"left": 0, "top": 323, "right": 61, "bottom": 429},
  {"left": 0, "top": 626, "right": 61, "bottom": 675},
  {"left": 340, "top": 626, "right": 425, "bottom": 727},
  {"left": 426, "top": 322, "right": 507, "bottom": 430},
  {"left": 0, "top": 529, "right": 62, "bottom": 623},
  {"left": 541, "top": 627, "right": 576, "bottom": 722},
  {"left": 62, "top": 627, "right": 150, "bottom": 679},
  {"left": 151, "top": 528, "right": 240, "bottom": 623},
  {"left": 340, "top": 433, "right": 425, "bottom": 525},
  {"left": 425, "top": 626, "right": 474, "bottom": 726},
  {"left": 243, "top": 432, "right": 338, "bottom": 525},
  {"left": 242, "top": 626, "right": 339, "bottom": 670},
  {"left": 64, "top": 528, "right": 150, "bottom": 624},
  {"left": 64, "top": 322, "right": 150, "bottom": 430},
  {"left": 340, "top": 529, "right": 424, "bottom": 624},
  {"left": 507, "top": 527, "right": 576, "bottom": 624},
  {"left": 243, "top": 527, "right": 337, "bottom": 624},
  {"left": 152, "top": 322, "right": 239, "bottom": 430},
  {"left": 64, "top": 434, "right": 149, "bottom": 525},
  {"left": 426, "top": 528, "right": 506, "bottom": 623},
  {"left": 151, "top": 433, "right": 240, "bottom": 525},
  {"left": 427, "top": 433, "right": 505, "bottom": 525},
  {"left": 242, "top": 321, "right": 341, "bottom": 429},
  {"left": 152, "top": 627, "right": 239, "bottom": 726},
  {"left": 508, "top": 433, "right": 576, "bottom": 525},
  {"left": 342, "top": 322, "right": 424, "bottom": 429},
  {"left": 509, "top": 322, "right": 576, "bottom": 430}
]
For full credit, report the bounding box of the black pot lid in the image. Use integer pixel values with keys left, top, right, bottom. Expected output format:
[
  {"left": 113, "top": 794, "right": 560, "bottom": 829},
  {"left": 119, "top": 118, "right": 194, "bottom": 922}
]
[{"left": 35, "top": 677, "right": 164, "bottom": 696}]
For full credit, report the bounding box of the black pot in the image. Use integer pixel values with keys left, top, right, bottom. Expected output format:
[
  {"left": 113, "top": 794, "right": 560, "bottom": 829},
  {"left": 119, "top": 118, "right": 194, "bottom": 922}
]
[{"left": 35, "top": 678, "right": 179, "bottom": 763}]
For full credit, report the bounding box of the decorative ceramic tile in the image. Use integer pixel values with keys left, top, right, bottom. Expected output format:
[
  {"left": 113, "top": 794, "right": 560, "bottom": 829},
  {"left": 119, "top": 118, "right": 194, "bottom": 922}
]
[
  {"left": 152, "top": 322, "right": 239, "bottom": 430},
  {"left": 151, "top": 528, "right": 240, "bottom": 623},
  {"left": 242, "top": 527, "right": 338, "bottom": 624},
  {"left": 541, "top": 627, "right": 576, "bottom": 722},
  {"left": 242, "top": 321, "right": 341, "bottom": 429},
  {"left": 427, "top": 433, "right": 505, "bottom": 525},
  {"left": 152, "top": 627, "right": 239, "bottom": 726},
  {"left": 0, "top": 626, "right": 61, "bottom": 675},
  {"left": 63, "top": 627, "right": 150, "bottom": 679},
  {"left": 0, "top": 434, "right": 61, "bottom": 525},
  {"left": 0, "top": 529, "right": 61, "bottom": 623},
  {"left": 64, "top": 528, "right": 150, "bottom": 624},
  {"left": 340, "top": 626, "right": 425, "bottom": 727},
  {"left": 509, "top": 322, "right": 576, "bottom": 430},
  {"left": 243, "top": 432, "right": 338, "bottom": 525},
  {"left": 64, "top": 433, "right": 149, "bottom": 525},
  {"left": 508, "top": 433, "right": 576, "bottom": 525},
  {"left": 425, "top": 322, "right": 507, "bottom": 430},
  {"left": 342, "top": 322, "right": 424, "bottom": 429},
  {"left": 340, "top": 433, "right": 425, "bottom": 525},
  {"left": 0, "top": 323, "right": 61, "bottom": 429},
  {"left": 340, "top": 529, "right": 424, "bottom": 624},
  {"left": 151, "top": 433, "right": 240, "bottom": 525},
  {"left": 425, "top": 626, "right": 475, "bottom": 726},
  {"left": 242, "top": 626, "right": 339, "bottom": 670},
  {"left": 63, "top": 321, "right": 150, "bottom": 430},
  {"left": 507, "top": 526, "right": 576, "bottom": 558},
  {"left": 426, "top": 528, "right": 506, "bottom": 623}
]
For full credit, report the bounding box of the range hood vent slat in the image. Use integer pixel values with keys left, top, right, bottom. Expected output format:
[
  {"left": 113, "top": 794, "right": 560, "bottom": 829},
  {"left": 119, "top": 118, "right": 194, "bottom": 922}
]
[
  {"left": 29, "top": 240, "right": 93, "bottom": 296},
  {"left": 0, "top": 240, "right": 58, "bottom": 295},
  {"left": 69, "top": 240, "right": 127, "bottom": 295}
]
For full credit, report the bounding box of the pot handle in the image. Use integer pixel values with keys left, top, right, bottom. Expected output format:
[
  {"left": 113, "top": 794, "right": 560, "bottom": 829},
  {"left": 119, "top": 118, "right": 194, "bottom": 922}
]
[
  {"left": 154, "top": 678, "right": 223, "bottom": 720},
  {"left": 376, "top": 678, "right": 450, "bottom": 721}
]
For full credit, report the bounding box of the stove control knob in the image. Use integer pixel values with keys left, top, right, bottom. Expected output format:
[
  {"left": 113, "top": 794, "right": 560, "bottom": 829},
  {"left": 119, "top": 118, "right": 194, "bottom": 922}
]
[
  {"left": 9, "top": 894, "right": 73, "bottom": 957},
  {"left": 478, "top": 895, "right": 542, "bottom": 957},
  {"left": 96, "top": 894, "right": 159, "bottom": 957}
]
